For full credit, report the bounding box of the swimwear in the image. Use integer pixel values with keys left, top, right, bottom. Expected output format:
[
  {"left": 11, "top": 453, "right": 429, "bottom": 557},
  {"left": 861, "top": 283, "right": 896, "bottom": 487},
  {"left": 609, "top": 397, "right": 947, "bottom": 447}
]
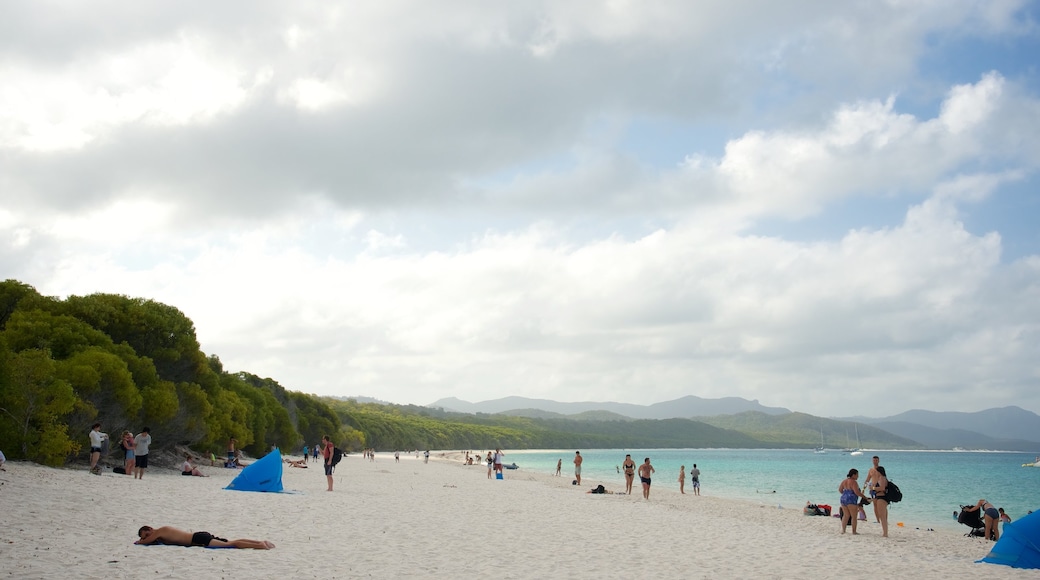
[
  {"left": 840, "top": 489, "right": 857, "bottom": 506},
  {"left": 190, "top": 531, "right": 228, "bottom": 547},
  {"left": 574, "top": 466, "right": 581, "bottom": 475},
  {"left": 985, "top": 507, "right": 1000, "bottom": 519},
  {"left": 324, "top": 463, "right": 334, "bottom": 476},
  {"left": 692, "top": 480, "right": 700, "bottom": 488},
  {"left": 136, "top": 454, "right": 149, "bottom": 469},
  {"left": 90, "top": 446, "right": 102, "bottom": 453},
  {"left": 182, "top": 471, "right": 193, "bottom": 476},
  {"left": 125, "top": 449, "right": 135, "bottom": 460},
  {"left": 640, "top": 477, "right": 651, "bottom": 486}
]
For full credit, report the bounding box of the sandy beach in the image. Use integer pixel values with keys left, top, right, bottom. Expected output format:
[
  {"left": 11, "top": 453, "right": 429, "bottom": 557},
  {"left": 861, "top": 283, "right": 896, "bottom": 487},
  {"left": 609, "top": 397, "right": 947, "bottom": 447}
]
[{"left": 0, "top": 452, "right": 1029, "bottom": 579}]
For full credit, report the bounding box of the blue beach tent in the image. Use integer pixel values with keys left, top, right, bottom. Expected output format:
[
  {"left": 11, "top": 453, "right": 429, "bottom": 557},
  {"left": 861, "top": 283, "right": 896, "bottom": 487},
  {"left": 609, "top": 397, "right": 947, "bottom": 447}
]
[
  {"left": 225, "top": 449, "right": 283, "bottom": 492},
  {"left": 979, "top": 510, "right": 1040, "bottom": 569}
]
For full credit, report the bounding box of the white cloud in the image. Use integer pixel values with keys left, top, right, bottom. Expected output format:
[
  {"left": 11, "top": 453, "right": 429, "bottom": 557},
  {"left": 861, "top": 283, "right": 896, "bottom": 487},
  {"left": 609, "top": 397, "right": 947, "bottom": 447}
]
[{"left": 2, "top": 2, "right": 1039, "bottom": 417}]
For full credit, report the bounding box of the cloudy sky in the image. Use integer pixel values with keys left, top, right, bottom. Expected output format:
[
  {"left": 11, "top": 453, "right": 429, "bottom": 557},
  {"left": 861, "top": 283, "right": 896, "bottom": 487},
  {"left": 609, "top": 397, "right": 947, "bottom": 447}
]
[{"left": 3, "top": 1, "right": 1039, "bottom": 417}]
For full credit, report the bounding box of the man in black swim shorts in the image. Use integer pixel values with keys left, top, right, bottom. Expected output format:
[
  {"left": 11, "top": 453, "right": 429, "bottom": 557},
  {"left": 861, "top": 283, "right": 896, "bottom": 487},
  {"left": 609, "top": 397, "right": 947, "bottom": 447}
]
[
  {"left": 135, "top": 525, "right": 275, "bottom": 549},
  {"left": 638, "top": 457, "right": 655, "bottom": 500}
]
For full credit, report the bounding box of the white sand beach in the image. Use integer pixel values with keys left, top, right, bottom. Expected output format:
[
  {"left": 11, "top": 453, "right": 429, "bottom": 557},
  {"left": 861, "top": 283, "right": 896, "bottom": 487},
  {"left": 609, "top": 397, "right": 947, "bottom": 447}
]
[{"left": 0, "top": 452, "right": 1027, "bottom": 579}]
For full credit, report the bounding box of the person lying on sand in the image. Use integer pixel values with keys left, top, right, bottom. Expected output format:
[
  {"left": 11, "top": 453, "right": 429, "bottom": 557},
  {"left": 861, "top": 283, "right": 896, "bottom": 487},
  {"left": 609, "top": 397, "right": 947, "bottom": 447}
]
[
  {"left": 135, "top": 526, "right": 274, "bottom": 549},
  {"left": 285, "top": 458, "right": 308, "bottom": 468}
]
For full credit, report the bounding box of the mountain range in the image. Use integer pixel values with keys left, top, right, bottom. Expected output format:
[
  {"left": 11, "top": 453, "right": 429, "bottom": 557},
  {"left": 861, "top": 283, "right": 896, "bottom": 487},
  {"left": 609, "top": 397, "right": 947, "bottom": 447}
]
[{"left": 427, "top": 396, "right": 1040, "bottom": 451}]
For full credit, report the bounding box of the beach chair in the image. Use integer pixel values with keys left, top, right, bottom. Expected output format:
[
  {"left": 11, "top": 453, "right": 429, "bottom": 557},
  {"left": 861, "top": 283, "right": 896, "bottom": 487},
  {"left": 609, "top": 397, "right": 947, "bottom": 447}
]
[{"left": 958, "top": 504, "right": 992, "bottom": 539}]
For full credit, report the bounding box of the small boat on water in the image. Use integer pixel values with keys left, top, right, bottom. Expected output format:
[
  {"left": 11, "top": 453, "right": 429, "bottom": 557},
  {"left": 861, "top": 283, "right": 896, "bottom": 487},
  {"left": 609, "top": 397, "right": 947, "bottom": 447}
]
[
  {"left": 504, "top": 463, "right": 519, "bottom": 470},
  {"left": 1023, "top": 457, "right": 1040, "bottom": 468}
]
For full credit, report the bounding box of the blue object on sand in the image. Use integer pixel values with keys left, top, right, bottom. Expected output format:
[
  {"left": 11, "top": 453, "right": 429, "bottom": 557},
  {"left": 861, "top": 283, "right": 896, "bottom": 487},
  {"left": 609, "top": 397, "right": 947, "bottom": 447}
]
[
  {"left": 979, "top": 509, "right": 1040, "bottom": 569},
  {"left": 225, "top": 449, "right": 283, "bottom": 492}
]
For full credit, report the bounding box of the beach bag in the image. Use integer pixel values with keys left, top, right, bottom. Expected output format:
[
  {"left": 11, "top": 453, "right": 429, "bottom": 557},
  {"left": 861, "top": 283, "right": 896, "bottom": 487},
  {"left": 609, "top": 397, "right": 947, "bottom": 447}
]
[
  {"left": 591, "top": 485, "right": 606, "bottom": 494},
  {"left": 331, "top": 447, "right": 343, "bottom": 467},
  {"left": 113, "top": 466, "right": 126, "bottom": 474},
  {"left": 886, "top": 481, "right": 902, "bottom": 503}
]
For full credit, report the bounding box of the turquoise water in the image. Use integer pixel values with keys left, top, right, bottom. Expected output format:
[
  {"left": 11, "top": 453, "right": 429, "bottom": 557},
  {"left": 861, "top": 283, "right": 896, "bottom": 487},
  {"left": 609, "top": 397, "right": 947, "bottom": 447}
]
[{"left": 507, "top": 449, "right": 1040, "bottom": 531}]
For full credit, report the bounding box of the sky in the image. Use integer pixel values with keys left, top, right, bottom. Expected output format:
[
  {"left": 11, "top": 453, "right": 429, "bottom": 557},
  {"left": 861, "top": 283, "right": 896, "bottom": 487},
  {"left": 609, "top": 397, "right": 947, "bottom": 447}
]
[{"left": 2, "top": 1, "right": 1039, "bottom": 418}]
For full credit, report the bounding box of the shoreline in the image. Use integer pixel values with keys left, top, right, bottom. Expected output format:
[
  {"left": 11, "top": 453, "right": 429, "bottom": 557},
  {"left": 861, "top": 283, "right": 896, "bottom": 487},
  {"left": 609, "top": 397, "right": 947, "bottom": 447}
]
[{"left": 0, "top": 454, "right": 1022, "bottom": 579}]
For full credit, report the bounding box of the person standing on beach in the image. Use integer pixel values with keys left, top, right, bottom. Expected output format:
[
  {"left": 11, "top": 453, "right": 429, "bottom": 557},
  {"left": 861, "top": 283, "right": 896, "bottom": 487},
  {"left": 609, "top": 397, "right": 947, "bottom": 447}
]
[
  {"left": 963, "top": 498, "right": 1000, "bottom": 542},
  {"left": 865, "top": 455, "right": 881, "bottom": 522},
  {"left": 88, "top": 423, "right": 108, "bottom": 475},
  {"left": 678, "top": 465, "right": 685, "bottom": 494},
  {"left": 486, "top": 451, "right": 493, "bottom": 479},
  {"left": 622, "top": 454, "right": 635, "bottom": 494},
  {"left": 227, "top": 437, "right": 236, "bottom": 467},
  {"left": 322, "top": 436, "right": 334, "bottom": 490},
  {"left": 573, "top": 451, "right": 583, "bottom": 485},
  {"left": 638, "top": 457, "right": 655, "bottom": 499},
  {"left": 322, "top": 435, "right": 334, "bottom": 491},
  {"left": 121, "top": 430, "right": 136, "bottom": 476},
  {"left": 493, "top": 448, "right": 504, "bottom": 476},
  {"left": 869, "top": 465, "right": 890, "bottom": 537},
  {"left": 838, "top": 468, "right": 868, "bottom": 535},
  {"left": 555, "top": 458, "right": 562, "bottom": 476},
  {"left": 395, "top": 451, "right": 400, "bottom": 463},
  {"left": 690, "top": 464, "right": 701, "bottom": 496},
  {"left": 133, "top": 427, "right": 151, "bottom": 479}
]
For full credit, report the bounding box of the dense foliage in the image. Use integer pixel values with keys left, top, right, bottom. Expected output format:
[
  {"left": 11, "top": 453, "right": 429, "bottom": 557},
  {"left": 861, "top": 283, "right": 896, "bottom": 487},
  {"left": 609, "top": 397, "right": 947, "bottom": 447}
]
[{"left": 0, "top": 280, "right": 349, "bottom": 465}]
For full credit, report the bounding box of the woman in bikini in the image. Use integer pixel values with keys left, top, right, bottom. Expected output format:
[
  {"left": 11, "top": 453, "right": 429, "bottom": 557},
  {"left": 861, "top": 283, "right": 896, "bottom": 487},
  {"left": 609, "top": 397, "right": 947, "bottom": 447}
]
[
  {"left": 622, "top": 454, "right": 636, "bottom": 495},
  {"left": 121, "top": 431, "right": 136, "bottom": 476}
]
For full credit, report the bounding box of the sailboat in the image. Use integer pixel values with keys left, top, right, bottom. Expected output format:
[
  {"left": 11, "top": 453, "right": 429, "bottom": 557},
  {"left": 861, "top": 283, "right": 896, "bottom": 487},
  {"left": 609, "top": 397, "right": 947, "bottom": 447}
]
[
  {"left": 814, "top": 428, "right": 826, "bottom": 454},
  {"left": 849, "top": 424, "right": 863, "bottom": 456}
]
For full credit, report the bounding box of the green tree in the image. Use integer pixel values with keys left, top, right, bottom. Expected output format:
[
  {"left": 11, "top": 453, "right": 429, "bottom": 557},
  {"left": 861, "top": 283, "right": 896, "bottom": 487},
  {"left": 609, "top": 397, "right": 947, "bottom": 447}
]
[{"left": 0, "top": 349, "right": 79, "bottom": 464}]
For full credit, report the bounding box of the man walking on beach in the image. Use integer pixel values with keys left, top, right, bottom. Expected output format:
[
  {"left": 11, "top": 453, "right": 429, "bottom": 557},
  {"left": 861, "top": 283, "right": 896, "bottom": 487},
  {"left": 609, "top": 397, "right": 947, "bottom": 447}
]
[
  {"left": 88, "top": 423, "right": 108, "bottom": 475},
  {"left": 573, "top": 451, "right": 583, "bottom": 485},
  {"left": 638, "top": 457, "right": 655, "bottom": 499},
  {"left": 133, "top": 427, "right": 151, "bottom": 479},
  {"left": 322, "top": 435, "right": 334, "bottom": 492},
  {"left": 136, "top": 525, "right": 274, "bottom": 549},
  {"left": 865, "top": 455, "right": 881, "bottom": 522},
  {"left": 690, "top": 463, "right": 701, "bottom": 496}
]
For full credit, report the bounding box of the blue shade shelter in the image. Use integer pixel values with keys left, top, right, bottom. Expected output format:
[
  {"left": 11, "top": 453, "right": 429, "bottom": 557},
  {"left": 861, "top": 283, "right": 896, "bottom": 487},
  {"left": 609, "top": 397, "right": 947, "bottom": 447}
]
[
  {"left": 979, "top": 509, "right": 1040, "bottom": 569},
  {"left": 225, "top": 449, "right": 283, "bottom": 492}
]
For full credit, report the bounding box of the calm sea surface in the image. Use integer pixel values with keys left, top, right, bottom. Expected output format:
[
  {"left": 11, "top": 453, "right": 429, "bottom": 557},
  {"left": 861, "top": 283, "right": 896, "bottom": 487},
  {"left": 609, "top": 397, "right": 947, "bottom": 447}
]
[{"left": 503, "top": 448, "right": 1040, "bottom": 531}]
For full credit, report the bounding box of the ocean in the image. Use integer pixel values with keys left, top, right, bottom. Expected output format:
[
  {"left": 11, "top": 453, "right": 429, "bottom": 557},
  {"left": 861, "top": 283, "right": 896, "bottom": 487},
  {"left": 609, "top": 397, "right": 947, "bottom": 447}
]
[{"left": 504, "top": 448, "right": 1040, "bottom": 531}]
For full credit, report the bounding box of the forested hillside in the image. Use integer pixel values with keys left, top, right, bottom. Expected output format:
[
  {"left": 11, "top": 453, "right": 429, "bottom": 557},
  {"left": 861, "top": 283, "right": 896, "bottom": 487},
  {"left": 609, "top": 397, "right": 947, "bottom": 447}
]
[{"left": 0, "top": 280, "right": 359, "bottom": 464}]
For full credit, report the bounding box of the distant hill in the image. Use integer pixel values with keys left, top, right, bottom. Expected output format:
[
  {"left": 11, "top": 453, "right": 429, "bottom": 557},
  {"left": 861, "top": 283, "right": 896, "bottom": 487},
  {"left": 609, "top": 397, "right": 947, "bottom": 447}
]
[
  {"left": 860, "top": 406, "right": 1040, "bottom": 445},
  {"left": 428, "top": 395, "right": 790, "bottom": 419},
  {"left": 694, "top": 412, "right": 923, "bottom": 449},
  {"left": 871, "top": 421, "right": 1040, "bottom": 452}
]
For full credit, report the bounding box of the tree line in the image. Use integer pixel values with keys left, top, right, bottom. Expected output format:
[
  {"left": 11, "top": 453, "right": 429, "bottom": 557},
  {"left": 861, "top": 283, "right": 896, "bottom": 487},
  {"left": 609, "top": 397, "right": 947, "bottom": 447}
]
[{"left": 0, "top": 280, "right": 360, "bottom": 465}]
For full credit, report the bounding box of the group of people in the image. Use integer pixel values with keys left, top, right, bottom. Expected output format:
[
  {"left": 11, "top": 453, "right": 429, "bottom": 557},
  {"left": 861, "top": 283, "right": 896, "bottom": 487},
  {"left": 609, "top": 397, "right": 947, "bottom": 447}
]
[
  {"left": 838, "top": 455, "right": 892, "bottom": 537},
  {"left": 677, "top": 463, "right": 701, "bottom": 495},
  {"left": 89, "top": 423, "right": 151, "bottom": 479}
]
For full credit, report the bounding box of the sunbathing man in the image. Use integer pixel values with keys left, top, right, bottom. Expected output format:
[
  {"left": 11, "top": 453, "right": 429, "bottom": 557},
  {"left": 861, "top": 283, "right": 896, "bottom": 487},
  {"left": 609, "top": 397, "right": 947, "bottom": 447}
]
[{"left": 136, "top": 526, "right": 274, "bottom": 549}]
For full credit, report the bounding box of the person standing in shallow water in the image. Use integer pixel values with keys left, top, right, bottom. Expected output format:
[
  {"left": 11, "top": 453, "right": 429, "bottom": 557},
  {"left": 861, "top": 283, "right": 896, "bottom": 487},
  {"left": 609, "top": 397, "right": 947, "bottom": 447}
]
[
  {"left": 678, "top": 465, "right": 685, "bottom": 494},
  {"left": 689, "top": 463, "right": 701, "bottom": 496},
  {"left": 573, "top": 451, "right": 582, "bottom": 485}
]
